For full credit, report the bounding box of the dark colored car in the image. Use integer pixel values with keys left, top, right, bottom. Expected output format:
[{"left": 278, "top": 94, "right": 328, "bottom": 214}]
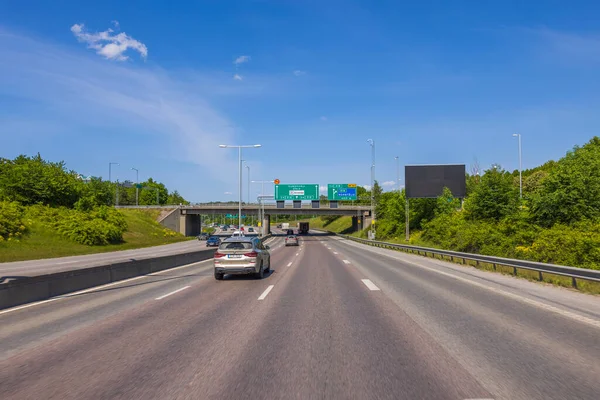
[
  {"left": 286, "top": 229, "right": 294, "bottom": 236},
  {"left": 248, "top": 227, "right": 255, "bottom": 233},
  {"left": 206, "top": 236, "right": 221, "bottom": 247}
]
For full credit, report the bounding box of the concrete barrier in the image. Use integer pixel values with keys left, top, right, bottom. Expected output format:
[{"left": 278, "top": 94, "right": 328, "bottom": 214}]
[{"left": 0, "top": 248, "right": 217, "bottom": 311}]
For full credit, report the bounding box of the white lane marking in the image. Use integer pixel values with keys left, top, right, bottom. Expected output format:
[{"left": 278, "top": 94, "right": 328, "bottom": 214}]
[
  {"left": 258, "top": 285, "right": 275, "bottom": 300},
  {"left": 0, "top": 259, "right": 213, "bottom": 316},
  {"left": 361, "top": 279, "right": 381, "bottom": 291},
  {"left": 348, "top": 242, "right": 600, "bottom": 330},
  {"left": 343, "top": 260, "right": 351, "bottom": 264},
  {"left": 333, "top": 251, "right": 338, "bottom": 255},
  {"left": 155, "top": 285, "right": 190, "bottom": 300},
  {"left": 295, "top": 253, "right": 299, "bottom": 256},
  {"left": 287, "top": 262, "right": 292, "bottom": 267}
]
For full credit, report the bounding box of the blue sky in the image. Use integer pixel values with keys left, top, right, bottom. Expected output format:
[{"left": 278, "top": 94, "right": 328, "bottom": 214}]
[{"left": 2, "top": 0, "right": 600, "bottom": 202}]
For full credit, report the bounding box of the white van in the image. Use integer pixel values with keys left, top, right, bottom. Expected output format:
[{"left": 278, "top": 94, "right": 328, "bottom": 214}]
[{"left": 231, "top": 230, "right": 245, "bottom": 238}]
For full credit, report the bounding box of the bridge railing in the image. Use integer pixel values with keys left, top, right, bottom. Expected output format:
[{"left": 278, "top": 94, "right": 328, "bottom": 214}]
[{"left": 116, "top": 204, "right": 372, "bottom": 210}]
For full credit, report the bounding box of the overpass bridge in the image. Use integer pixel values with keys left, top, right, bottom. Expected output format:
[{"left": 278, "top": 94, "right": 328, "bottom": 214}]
[{"left": 117, "top": 204, "right": 372, "bottom": 236}]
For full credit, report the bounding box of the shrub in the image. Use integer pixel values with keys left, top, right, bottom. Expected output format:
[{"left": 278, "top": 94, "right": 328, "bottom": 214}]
[
  {"left": 0, "top": 201, "right": 27, "bottom": 240},
  {"left": 27, "top": 204, "right": 128, "bottom": 246}
]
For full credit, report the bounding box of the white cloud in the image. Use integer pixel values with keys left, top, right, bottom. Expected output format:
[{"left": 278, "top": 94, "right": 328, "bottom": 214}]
[
  {"left": 224, "top": 191, "right": 233, "bottom": 195},
  {"left": 0, "top": 31, "right": 239, "bottom": 187},
  {"left": 234, "top": 55, "right": 251, "bottom": 65},
  {"left": 320, "top": 116, "right": 328, "bottom": 121},
  {"left": 319, "top": 185, "right": 327, "bottom": 195},
  {"left": 293, "top": 70, "right": 306, "bottom": 76},
  {"left": 362, "top": 185, "right": 371, "bottom": 190},
  {"left": 111, "top": 20, "right": 120, "bottom": 29},
  {"left": 381, "top": 180, "right": 396, "bottom": 187},
  {"left": 233, "top": 74, "right": 243, "bottom": 81},
  {"left": 70, "top": 23, "right": 147, "bottom": 61}
]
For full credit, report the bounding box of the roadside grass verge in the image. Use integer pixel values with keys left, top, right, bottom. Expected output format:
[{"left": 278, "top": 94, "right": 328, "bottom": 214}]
[{"left": 0, "top": 209, "right": 191, "bottom": 262}]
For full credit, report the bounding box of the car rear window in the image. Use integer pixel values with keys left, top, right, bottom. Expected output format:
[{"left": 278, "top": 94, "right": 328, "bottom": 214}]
[
  {"left": 287, "top": 236, "right": 296, "bottom": 239},
  {"left": 219, "top": 242, "right": 253, "bottom": 250}
]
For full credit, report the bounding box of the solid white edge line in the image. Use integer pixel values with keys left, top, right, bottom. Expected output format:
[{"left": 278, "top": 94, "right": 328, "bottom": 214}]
[
  {"left": 155, "top": 285, "right": 190, "bottom": 300},
  {"left": 333, "top": 251, "right": 338, "bottom": 255},
  {"left": 258, "top": 285, "right": 275, "bottom": 300},
  {"left": 0, "top": 259, "right": 213, "bottom": 316},
  {"left": 287, "top": 262, "right": 292, "bottom": 267},
  {"left": 361, "top": 279, "right": 381, "bottom": 291},
  {"left": 345, "top": 240, "right": 600, "bottom": 330},
  {"left": 343, "top": 260, "right": 351, "bottom": 264}
]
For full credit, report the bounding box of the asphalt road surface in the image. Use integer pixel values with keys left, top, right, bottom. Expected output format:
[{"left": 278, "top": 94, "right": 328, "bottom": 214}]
[{"left": 1, "top": 231, "right": 599, "bottom": 399}]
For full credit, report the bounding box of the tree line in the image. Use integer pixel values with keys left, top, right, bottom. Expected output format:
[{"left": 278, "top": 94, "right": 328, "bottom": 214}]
[{"left": 358, "top": 137, "right": 600, "bottom": 269}]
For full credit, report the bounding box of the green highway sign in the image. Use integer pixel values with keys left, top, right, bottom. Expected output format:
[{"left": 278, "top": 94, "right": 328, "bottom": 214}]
[
  {"left": 328, "top": 184, "right": 358, "bottom": 201},
  {"left": 274, "top": 184, "right": 319, "bottom": 201}
]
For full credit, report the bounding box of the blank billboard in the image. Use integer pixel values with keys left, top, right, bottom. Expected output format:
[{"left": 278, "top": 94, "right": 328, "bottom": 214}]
[{"left": 405, "top": 164, "right": 466, "bottom": 198}]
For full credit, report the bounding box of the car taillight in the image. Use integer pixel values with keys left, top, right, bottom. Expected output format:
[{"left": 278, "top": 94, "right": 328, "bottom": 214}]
[
  {"left": 244, "top": 251, "right": 258, "bottom": 257},
  {"left": 214, "top": 252, "right": 226, "bottom": 258}
]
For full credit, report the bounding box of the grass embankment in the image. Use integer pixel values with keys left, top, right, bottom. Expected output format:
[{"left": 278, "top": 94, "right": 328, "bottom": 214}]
[
  {"left": 0, "top": 209, "right": 191, "bottom": 262},
  {"left": 309, "top": 216, "right": 354, "bottom": 233}
]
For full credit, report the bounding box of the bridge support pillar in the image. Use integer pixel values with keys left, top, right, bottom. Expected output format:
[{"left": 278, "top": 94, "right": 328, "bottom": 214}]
[
  {"left": 352, "top": 216, "right": 359, "bottom": 232},
  {"left": 179, "top": 214, "right": 201, "bottom": 237},
  {"left": 263, "top": 214, "right": 271, "bottom": 236}
]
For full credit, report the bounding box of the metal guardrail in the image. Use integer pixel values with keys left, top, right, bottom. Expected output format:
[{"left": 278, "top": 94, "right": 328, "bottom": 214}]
[{"left": 337, "top": 234, "right": 600, "bottom": 286}]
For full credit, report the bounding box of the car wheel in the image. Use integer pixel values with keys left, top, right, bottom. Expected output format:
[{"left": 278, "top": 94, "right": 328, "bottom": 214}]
[
  {"left": 214, "top": 270, "right": 224, "bottom": 280},
  {"left": 256, "top": 263, "right": 264, "bottom": 279}
]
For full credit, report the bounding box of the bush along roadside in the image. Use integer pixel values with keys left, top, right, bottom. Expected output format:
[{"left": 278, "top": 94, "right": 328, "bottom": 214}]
[
  {"left": 0, "top": 201, "right": 28, "bottom": 242},
  {"left": 27, "top": 205, "right": 128, "bottom": 246}
]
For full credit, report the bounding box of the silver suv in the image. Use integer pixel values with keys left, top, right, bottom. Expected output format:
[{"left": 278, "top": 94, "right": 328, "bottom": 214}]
[{"left": 213, "top": 237, "right": 271, "bottom": 280}]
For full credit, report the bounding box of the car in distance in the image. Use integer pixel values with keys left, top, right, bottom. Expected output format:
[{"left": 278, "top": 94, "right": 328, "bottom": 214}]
[
  {"left": 231, "top": 230, "right": 245, "bottom": 238},
  {"left": 248, "top": 227, "right": 255, "bottom": 233},
  {"left": 286, "top": 229, "right": 294, "bottom": 236},
  {"left": 197, "top": 233, "right": 209, "bottom": 240},
  {"left": 285, "top": 235, "right": 299, "bottom": 246},
  {"left": 213, "top": 237, "right": 271, "bottom": 280},
  {"left": 206, "top": 236, "right": 221, "bottom": 247}
]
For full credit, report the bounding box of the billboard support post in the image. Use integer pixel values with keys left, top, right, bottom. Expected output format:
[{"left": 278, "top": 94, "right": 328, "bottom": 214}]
[{"left": 405, "top": 198, "right": 410, "bottom": 242}]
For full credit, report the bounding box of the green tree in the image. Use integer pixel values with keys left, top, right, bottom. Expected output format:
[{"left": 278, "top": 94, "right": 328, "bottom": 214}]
[
  {"left": 0, "top": 154, "right": 80, "bottom": 207},
  {"left": 530, "top": 137, "right": 600, "bottom": 227},
  {"left": 435, "top": 187, "right": 461, "bottom": 217},
  {"left": 167, "top": 190, "right": 189, "bottom": 205},
  {"left": 465, "top": 166, "right": 518, "bottom": 221},
  {"left": 139, "top": 178, "right": 169, "bottom": 205}
]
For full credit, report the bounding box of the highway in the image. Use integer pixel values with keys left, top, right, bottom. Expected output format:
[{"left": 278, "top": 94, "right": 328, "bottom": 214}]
[
  {"left": 0, "top": 226, "right": 254, "bottom": 280},
  {"left": 1, "top": 230, "right": 599, "bottom": 399}
]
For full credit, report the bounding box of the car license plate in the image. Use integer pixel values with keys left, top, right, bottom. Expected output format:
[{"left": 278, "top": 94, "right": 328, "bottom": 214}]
[{"left": 228, "top": 255, "right": 242, "bottom": 258}]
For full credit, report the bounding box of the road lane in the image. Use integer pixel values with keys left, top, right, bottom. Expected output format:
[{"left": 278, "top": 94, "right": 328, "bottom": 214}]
[
  {"left": 0, "top": 226, "right": 261, "bottom": 279},
  {"left": 0, "top": 236, "right": 301, "bottom": 399},
  {"left": 325, "top": 235, "right": 600, "bottom": 400},
  {"left": 2, "top": 231, "right": 598, "bottom": 399},
  {"left": 205, "top": 235, "right": 491, "bottom": 400},
  {"left": 0, "top": 236, "right": 281, "bottom": 361}
]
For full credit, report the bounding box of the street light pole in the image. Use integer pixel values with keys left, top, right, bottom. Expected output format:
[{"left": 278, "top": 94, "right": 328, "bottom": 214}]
[
  {"left": 246, "top": 164, "right": 250, "bottom": 205},
  {"left": 131, "top": 167, "right": 139, "bottom": 206},
  {"left": 219, "top": 144, "right": 262, "bottom": 229},
  {"left": 109, "top": 162, "right": 119, "bottom": 205},
  {"left": 109, "top": 162, "right": 119, "bottom": 182},
  {"left": 252, "top": 180, "right": 272, "bottom": 236},
  {"left": 367, "top": 139, "right": 376, "bottom": 239},
  {"left": 513, "top": 133, "right": 522, "bottom": 199},
  {"left": 394, "top": 156, "right": 399, "bottom": 191}
]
